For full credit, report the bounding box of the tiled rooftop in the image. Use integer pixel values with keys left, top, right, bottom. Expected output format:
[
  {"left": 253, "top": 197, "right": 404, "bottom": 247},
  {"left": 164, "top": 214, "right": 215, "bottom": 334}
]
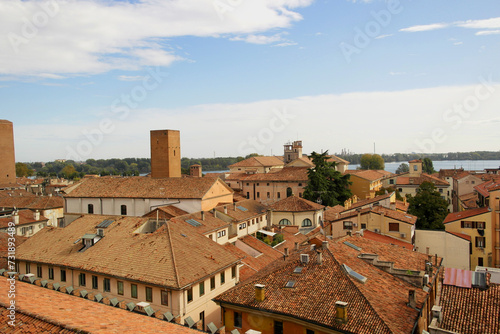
[
  {"left": 64, "top": 176, "right": 232, "bottom": 199},
  {"left": 269, "top": 195, "right": 325, "bottom": 212},
  {"left": 0, "top": 195, "right": 63, "bottom": 210},
  {"left": 215, "top": 234, "right": 436, "bottom": 334},
  {"left": 446, "top": 231, "right": 472, "bottom": 242},
  {"left": 0, "top": 189, "right": 35, "bottom": 198},
  {"left": 474, "top": 179, "right": 500, "bottom": 197},
  {"left": 344, "top": 193, "right": 393, "bottom": 212},
  {"left": 243, "top": 167, "right": 309, "bottom": 182},
  {"left": 15, "top": 215, "right": 240, "bottom": 289},
  {"left": 170, "top": 210, "right": 231, "bottom": 234},
  {"left": 362, "top": 230, "right": 413, "bottom": 250},
  {"left": 438, "top": 283, "right": 500, "bottom": 334},
  {"left": 396, "top": 173, "right": 449, "bottom": 187},
  {"left": 142, "top": 205, "right": 189, "bottom": 219},
  {"left": 229, "top": 156, "right": 284, "bottom": 168},
  {"left": 345, "top": 169, "right": 391, "bottom": 181},
  {"left": 215, "top": 200, "right": 267, "bottom": 222},
  {"left": 0, "top": 209, "right": 48, "bottom": 229},
  {"left": 0, "top": 277, "right": 199, "bottom": 333},
  {"left": 458, "top": 192, "right": 479, "bottom": 209},
  {"left": 443, "top": 207, "right": 490, "bottom": 224},
  {"left": 323, "top": 205, "right": 345, "bottom": 221}
]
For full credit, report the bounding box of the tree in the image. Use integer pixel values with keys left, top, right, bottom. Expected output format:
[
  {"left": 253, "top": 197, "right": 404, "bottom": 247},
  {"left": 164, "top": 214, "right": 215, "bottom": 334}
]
[
  {"left": 422, "top": 158, "right": 436, "bottom": 174},
  {"left": 360, "top": 154, "right": 385, "bottom": 170},
  {"left": 395, "top": 163, "right": 409, "bottom": 174},
  {"left": 61, "top": 164, "right": 77, "bottom": 179},
  {"left": 16, "top": 163, "right": 34, "bottom": 177},
  {"left": 303, "top": 151, "right": 352, "bottom": 206},
  {"left": 407, "top": 181, "right": 448, "bottom": 230}
]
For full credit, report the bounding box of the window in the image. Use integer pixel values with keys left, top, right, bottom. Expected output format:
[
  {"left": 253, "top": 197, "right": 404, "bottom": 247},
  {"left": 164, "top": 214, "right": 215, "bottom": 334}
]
[
  {"left": 37, "top": 265, "right": 42, "bottom": 278},
  {"left": 398, "top": 188, "right": 403, "bottom": 192},
  {"left": 277, "top": 192, "right": 281, "bottom": 199},
  {"left": 361, "top": 223, "right": 366, "bottom": 229},
  {"left": 286, "top": 187, "right": 292, "bottom": 197},
  {"left": 131, "top": 284, "right": 138, "bottom": 298},
  {"left": 88, "top": 204, "right": 94, "bottom": 214},
  {"left": 274, "top": 320, "right": 283, "bottom": 334},
  {"left": 413, "top": 165, "right": 418, "bottom": 171},
  {"left": 92, "top": 275, "right": 98, "bottom": 289},
  {"left": 232, "top": 266, "right": 236, "bottom": 279},
  {"left": 104, "top": 278, "right": 110, "bottom": 292},
  {"left": 79, "top": 273, "right": 86, "bottom": 287},
  {"left": 298, "top": 183, "right": 302, "bottom": 186},
  {"left": 389, "top": 223, "right": 400, "bottom": 232},
  {"left": 220, "top": 271, "right": 225, "bottom": 285},
  {"left": 439, "top": 188, "right": 443, "bottom": 193},
  {"left": 239, "top": 223, "right": 246, "bottom": 230},
  {"left": 234, "top": 311, "right": 242, "bottom": 328},
  {"left": 60, "top": 269, "right": 66, "bottom": 282},
  {"left": 210, "top": 276, "right": 216, "bottom": 290},
  {"left": 146, "top": 287, "right": 153, "bottom": 302},
  {"left": 343, "top": 221, "right": 353, "bottom": 230},
  {"left": 267, "top": 192, "right": 270, "bottom": 198},
  {"left": 120, "top": 205, "right": 127, "bottom": 215},
  {"left": 476, "top": 237, "right": 486, "bottom": 248},
  {"left": 257, "top": 192, "right": 260, "bottom": 198},
  {"left": 471, "top": 181, "right": 475, "bottom": 184},
  {"left": 48, "top": 267, "right": 54, "bottom": 280},
  {"left": 389, "top": 179, "right": 394, "bottom": 185},
  {"left": 246, "top": 192, "right": 250, "bottom": 199},
  {"left": 217, "top": 230, "right": 226, "bottom": 238},
  {"left": 302, "top": 218, "right": 312, "bottom": 227},
  {"left": 199, "top": 282, "right": 205, "bottom": 296},
  {"left": 478, "top": 257, "right": 484, "bottom": 266},
  {"left": 187, "top": 287, "right": 193, "bottom": 303},
  {"left": 26, "top": 262, "right": 30, "bottom": 274},
  {"left": 306, "top": 330, "right": 315, "bottom": 334},
  {"left": 461, "top": 221, "right": 486, "bottom": 229},
  {"left": 161, "top": 290, "right": 168, "bottom": 305},
  {"left": 267, "top": 183, "right": 270, "bottom": 186},
  {"left": 279, "top": 219, "right": 291, "bottom": 225},
  {"left": 299, "top": 193, "right": 302, "bottom": 197},
  {"left": 117, "top": 281, "right": 124, "bottom": 295}
]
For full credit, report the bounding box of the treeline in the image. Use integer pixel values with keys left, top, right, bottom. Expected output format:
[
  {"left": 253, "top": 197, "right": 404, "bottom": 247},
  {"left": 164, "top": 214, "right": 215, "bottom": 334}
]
[{"left": 337, "top": 151, "right": 500, "bottom": 165}]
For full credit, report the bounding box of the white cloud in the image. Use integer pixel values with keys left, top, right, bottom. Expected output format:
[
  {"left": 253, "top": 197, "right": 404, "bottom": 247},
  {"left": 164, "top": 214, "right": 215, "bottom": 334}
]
[
  {"left": 230, "top": 33, "right": 285, "bottom": 44},
  {"left": 375, "top": 34, "right": 393, "bottom": 39},
  {"left": 0, "top": 0, "right": 313, "bottom": 78},
  {"left": 400, "top": 23, "right": 449, "bottom": 32},
  {"left": 476, "top": 30, "right": 500, "bottom": 35},
  {"left": 389, "top": 71, "right": 406, "bottom": 76},
  {"left": 118, "top": 75, "right": 148, "bottom": 82},
  {"left": 14, "top": 83, "right": 500, "bottom": 161},
  {"left": 453, "top": 41, "right": 463, "bottom": 46},
  {"left": 456, "top": 17, "right": 500, "bottom": 29}
]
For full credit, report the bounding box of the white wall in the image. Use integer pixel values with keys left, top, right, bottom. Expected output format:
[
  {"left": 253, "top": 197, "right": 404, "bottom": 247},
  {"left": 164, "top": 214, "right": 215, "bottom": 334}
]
[{"left": 415, "top": 230, "right": 470, "bottom": 270}]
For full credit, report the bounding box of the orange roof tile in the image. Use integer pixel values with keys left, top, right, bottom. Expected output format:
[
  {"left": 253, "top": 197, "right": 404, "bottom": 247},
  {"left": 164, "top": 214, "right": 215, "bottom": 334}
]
[
  {"left": 15, "top": 215, "right": 240, "bottom": 289},
  {"left": 443, "top": 207, "right": 490, "bottom": 224},
  {"left": 269, "top": 195, "right": 324, "bottom": 212},
  {"left": 0, "top": 277, "right": 199, "bottom": 333},
  {"left": 142, "top": 205, "right": 188, "bottom": 219},
  {"left": 361, "top": 230, "right": 413, "bottom": 250},
  {"left": 345, "top": 169, "right": 391, "bottom": 181},
  {"left": 0, "top": 209, "right": 48, "bottom": 229},
  {"left": 215, "top": 200, "right": 267, "bottom": 222},
  {"left": 64, "top": 176, "right": 231, "bottom": 199},
  {"left": 0, "top": 195, "right": 63, "bottom": 210},
  {"left": 458, "top": 192, "right": 479, "bottom": 209},
  {"left": 229, "top": 156, "right": 284, "bottom": 168},
  {"left": 242, "top": 167, "right": 309, "bottom": 182},
  {"left": 396, "top": 173, "right": 449, "bottom": 187},
  {"left": 446, "top": 231, "right": 471, "bottom": 242}
]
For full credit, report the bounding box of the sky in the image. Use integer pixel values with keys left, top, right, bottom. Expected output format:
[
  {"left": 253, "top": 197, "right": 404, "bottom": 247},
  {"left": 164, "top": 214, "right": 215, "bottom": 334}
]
[{"left": 1, "top": 0, "right": 500, "bottom": 162}]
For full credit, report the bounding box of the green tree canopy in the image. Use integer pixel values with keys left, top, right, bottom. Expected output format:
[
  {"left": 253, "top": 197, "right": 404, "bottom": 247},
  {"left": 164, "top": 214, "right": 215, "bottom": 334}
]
[
  {"left": 395, "top": 163, "right": 409, "bottom": 174},
  {"left": 422, "top": 158, "right": 436, "bottom": 174},
  {"left": 303, "top": 151, "right": 352, "bottom": 207},
  {"left": 16, "top": 163, "right": 34, "bottom": 177},
  {"left": 407, "top": 181, "right": 448, "bottom": 230},
  {"left": 360, "top": 154, "right": 385, "bottom": 170},
  {"left": 61, "top": 164, "right": 78, "bottom": 179}
]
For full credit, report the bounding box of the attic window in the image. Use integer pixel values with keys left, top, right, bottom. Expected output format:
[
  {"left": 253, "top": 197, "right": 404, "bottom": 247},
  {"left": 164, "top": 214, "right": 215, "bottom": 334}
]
[
  {"left": 285, "top": 280, "right": 296, "bottom": 288},
  {"left": 96, "top": 219, "right": 114, "bottom": 228},
  {"left": 236, "top": 206, "right": 248, "bottom": 211},
  {"left": 293, "top": 267, "right": 303, "bottom": 274},
  {"left": 186, "top": 219, "right": 202, "bottom": 227},
  {"left": 342, "top": 264, "right": 367, "bottom": 284},
  {"left": 343, "top": 241, "right": 362, "bottom": 251}
]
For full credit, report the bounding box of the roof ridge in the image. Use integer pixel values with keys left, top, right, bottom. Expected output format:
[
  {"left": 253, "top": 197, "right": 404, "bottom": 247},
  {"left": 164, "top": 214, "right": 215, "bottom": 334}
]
[{"left": 165, "top": 222, "right": 181, "bottom": 289}]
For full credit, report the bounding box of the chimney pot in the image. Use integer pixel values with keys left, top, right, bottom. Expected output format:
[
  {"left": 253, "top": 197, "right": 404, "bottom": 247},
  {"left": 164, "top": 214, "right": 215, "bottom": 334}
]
[
  {"left": 255, "top": 284, "right": 265, "bottom": 302},
  {"left": 322, "top": 241, "right": 328, "bottom": 250},
  {"left": 201, "top": 211, "right": 205, "bottom": 221},
  {"left": 317, "top": 252, "right": 323, "bottom": 265},
  {"left": 435, "top": 254, "right": 438, "bottom": 266},
  {"left": 310, "top": 244, "right": 316, "bottom": 251},
  {"left": 233, "top": 202, "right": 236, "bottom": 211},
  {"left": 224, "top": 206, "right": 227, "bottom": 214},
  {"left": 408, "top": 290, "right": 416, "bottom": 308},
  {"left": 34, "top": 210, "right": 40, "bottom": 221},
  {"left": 294, "top": 242, "right": 299, "bottom": 251},
  {"left": 335, "top": 301, "right": 348, "bottom": 323},
  {"left": 13, "top": 211, "right": 19, "bottom": 225},
  {"left": 284, "top": 248, "right": 289, "bottom": 256}
]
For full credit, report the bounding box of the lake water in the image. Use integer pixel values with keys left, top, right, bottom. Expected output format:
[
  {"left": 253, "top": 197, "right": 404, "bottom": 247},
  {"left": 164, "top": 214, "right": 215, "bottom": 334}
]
[{"left": 349, "top": 160, "right": 500, "bottom": 174}]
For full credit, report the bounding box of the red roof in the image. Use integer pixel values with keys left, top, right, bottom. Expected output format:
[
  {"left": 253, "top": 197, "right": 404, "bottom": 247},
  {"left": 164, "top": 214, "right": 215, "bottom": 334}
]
[
  {"left": 446, "top": 231, "right": 471, "bottom": 242},
  {"left": 362, "top": 230, "right": 414, "bottom": 250},
  {"left": 269, "top": 195, "right": 324, "bottom": 212},
  {"left": 443, "top": 207, "right": 490, "bottom": 224}
]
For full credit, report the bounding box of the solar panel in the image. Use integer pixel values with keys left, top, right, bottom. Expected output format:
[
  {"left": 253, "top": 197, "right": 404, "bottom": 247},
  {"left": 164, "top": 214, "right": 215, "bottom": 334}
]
[
  {"left": 185, "top": 219, "right": 202, "bottom": 227},
  {"left": 285, "top": 280, "right": 296, "bottom": 288},
  {"left": 293, "top": 267, "right": 303, "bottom": 274},
  {"left": 236, "top": 206, "right": 248, "bottom": 211},
  {"left": 96, "top": 219, "right": 115, "bottom": 228},
  {"left": 343, "top": 241, "right": 362, "bottom": 251}
]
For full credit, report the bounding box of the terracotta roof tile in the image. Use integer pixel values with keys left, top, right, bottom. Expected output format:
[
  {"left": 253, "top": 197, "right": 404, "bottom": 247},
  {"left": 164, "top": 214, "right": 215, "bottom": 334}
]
[
  {"left": 15, "top": 215, "right": 240, "bottom": 289},
  {"left": 269, "top": 195, "right": 325, "bottom": 212},
  {"left": 229, "top": 156, "right": 284, "bottom": 168},
  {"left": 215, "top": 200, "right": 267, "bottom": 222},
  {"left": 396, "top": 173, "right": 449, "bottom": 186},
  {"left": 0, "top": 189, "right": 36, "bottom": 198},
  {"left": 474, "top": 179, "right": 500, "bottom": 197},
  {"left": 361, "top": 230, "right": 414, "bottom": 250},
  {"left": 447, "top": 231, "right": 471, "bottom": 242},
  {"left": 443, "top": 207, "right": 490, "bottom": 224},
  {"left": 243, "top": 167, "right": 309, "bottom": 182},
  {"left": 458, "top": 192, "right": 479, "bottom": 209},
  {"left": 438, "top": 283, "right": 500, "bottom": 333},
  {"left": 64, "top": 176, "right": 231, "bottom": 199},
  {"left": 142, "top": 205, "right": 188, "bottom": 219},
  {"left": 345, "top": 170, "right": 391, "bottom": 181},
  {"left": 345, "top": 193, "right": 392, "bottom": 211},
  {"left": 372, "top": 206, "right": 417, "bottom": 225},
  {"left": 0, "top": 209, "right": 48, "bottom": 229},
  {"left": 395, "top": 200, "right": 409, "bottom": 212},
  {"left": 323, "top": 205, "right": 345, "bottom": 221},
  {"left": 0, "top": 196, "right": 63, "bottom": 210},
  {"left": 0, "top": 277, "right": 199, "bottom": 333},
  {"left": 170, "top": 210, "right": 231, "bottom": 235}
]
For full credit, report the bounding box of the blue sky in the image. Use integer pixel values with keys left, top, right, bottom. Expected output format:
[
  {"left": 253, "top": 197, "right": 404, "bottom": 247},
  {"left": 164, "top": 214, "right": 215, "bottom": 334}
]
[{"left": 1, "top": 0, "right": 499, "bottom": 162}]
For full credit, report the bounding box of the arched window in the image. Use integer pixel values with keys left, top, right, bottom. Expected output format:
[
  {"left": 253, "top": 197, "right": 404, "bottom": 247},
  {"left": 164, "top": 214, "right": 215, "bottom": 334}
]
[
  {"left": 121, "top": 205, "right": 127, "bottom": 215},
  {"left": 279, "top": 219, "right": 292, "bottom": 226},
  {"left": 286, "top": 187, "right": 293, "bottom": 197},
  {"left": 302, "top": 218, "right": 312, "bottom": 227},
  {"left": 88, "top": 204, "right": 94, "bottom": 214}
]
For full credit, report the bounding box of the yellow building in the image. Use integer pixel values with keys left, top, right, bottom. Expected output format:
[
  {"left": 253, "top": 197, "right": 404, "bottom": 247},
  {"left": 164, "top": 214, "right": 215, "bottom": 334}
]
[
  {"left": 344, "top": 170, "right": 391, "bottom": 199},
  {"left": 268, "top": 195, "right": 325, "bottom": 233}
]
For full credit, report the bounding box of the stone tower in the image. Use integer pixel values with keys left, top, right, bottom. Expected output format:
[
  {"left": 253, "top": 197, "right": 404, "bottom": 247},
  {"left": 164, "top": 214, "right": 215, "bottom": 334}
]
[
  {"left": 284, "top": 140, "right": 303, "bottom": 164},
  {"left": 150, "top": 129, "right": 181, "bottom": 178},
  {"left": 0, "top": 120, "right": 16, "bottom": 185}
]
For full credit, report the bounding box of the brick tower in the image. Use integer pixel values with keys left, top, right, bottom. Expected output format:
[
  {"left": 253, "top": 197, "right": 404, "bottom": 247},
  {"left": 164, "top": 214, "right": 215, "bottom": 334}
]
[
  {"left": 0, "top": 120, "right": 16, "bottom": 185},
  {"left": 150, "top": 129, "right": 181, "bottom": 178},
  {"left": 283, "top": 140, "right": 303, "bottom": 164}
]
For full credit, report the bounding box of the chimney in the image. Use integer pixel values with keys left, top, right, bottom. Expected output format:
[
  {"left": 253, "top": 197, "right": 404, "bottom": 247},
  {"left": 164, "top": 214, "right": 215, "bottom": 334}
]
[
  {"left": 335, "top": 301, "right": 348, "bottom": 323},
  {"left": 408, "top": 290, "right": 416, "bottom": 308},
  {"left": 434, "top": 254, "right": 438, "bottom": 266},
  {"left": 390, "top": 202, "right": 396, "bottom": 210},
  {"left": 431, "top": 305, "right": 442, "bottom": 323},
  {"left": 201, "top": 211, "right": 205, "bottom": 221},
  {"left": 317, "top": 252, "right": 323, "bottom": 265},
  {"left": 213, "top": 209, "right": 217, "bottom": 219},
  {"left": 34, "top": 210, "right": 40, "bottom": 221},
  {"left": 322, "top": 240, "right": 328, "bottom": 250},
  {"left": 294, "top": 242, "right": 299, "bottom": 251},
  {"left": 310, "top": 244, "right": 316, "bottom": 251},
  {"left": 426, "top": 247, "right": 430, "bottom": 255},
  {"left": 233, "top": 202, "right": 236, "bottom": 211},
  {"left": 255, "top": 284, "right": 265, "bottom": 302},
  {"left": 224, "top": 206, "right": 227, "bottom": 214},
  {"left": 13, "top": 211, "right": 19, "bottom": 225},
  {"left": 284, "top": 248, "right": 289, "bottom": 257}
]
